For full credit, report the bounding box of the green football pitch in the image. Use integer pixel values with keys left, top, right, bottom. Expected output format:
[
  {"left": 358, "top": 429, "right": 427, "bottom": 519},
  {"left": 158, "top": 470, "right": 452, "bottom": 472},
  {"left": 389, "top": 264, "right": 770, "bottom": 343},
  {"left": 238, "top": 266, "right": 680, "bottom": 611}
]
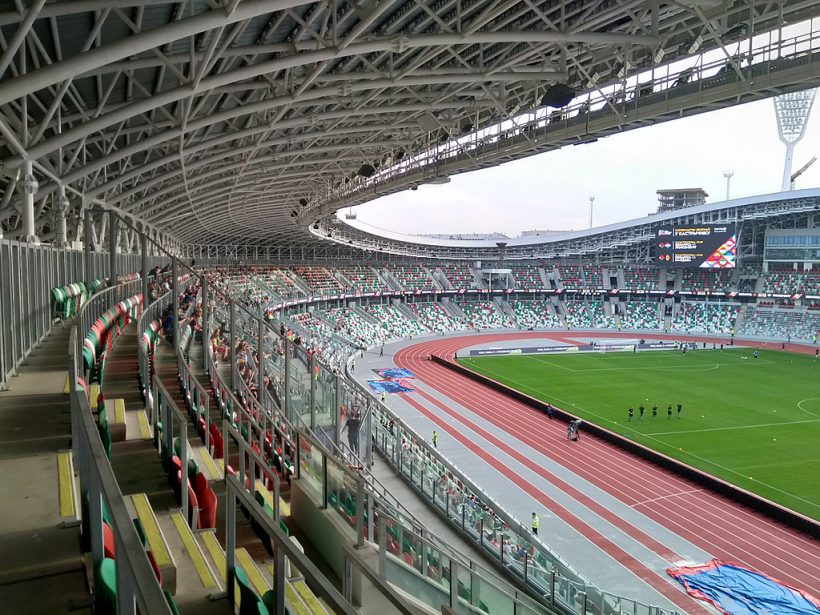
[{"left": 458, "top": 348, "right": 820, "bottom": 520}]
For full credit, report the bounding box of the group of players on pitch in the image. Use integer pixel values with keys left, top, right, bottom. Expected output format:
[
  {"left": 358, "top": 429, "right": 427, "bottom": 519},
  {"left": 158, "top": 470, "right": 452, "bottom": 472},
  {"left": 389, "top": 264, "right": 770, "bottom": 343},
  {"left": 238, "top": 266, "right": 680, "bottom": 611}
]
[{"left": 629, "top": 403, "right": 683, "bottom": 421}]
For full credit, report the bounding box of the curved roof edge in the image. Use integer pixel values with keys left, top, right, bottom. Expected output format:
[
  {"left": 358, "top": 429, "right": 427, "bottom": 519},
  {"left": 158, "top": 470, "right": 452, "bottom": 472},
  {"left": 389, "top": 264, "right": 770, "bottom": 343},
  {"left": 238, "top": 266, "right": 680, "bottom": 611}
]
[{"left": 330, "top": 188, "right": 820, "bottom": 249}]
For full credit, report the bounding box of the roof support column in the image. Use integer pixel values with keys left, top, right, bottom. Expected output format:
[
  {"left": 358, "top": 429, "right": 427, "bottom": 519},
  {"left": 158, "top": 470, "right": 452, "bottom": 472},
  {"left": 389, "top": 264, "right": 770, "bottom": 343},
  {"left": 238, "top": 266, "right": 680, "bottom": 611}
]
[
  {"left": 21, "top": 160, "right": 39, "bottom": 244},
  {"left": 55, "top": 185, "right": 69, "bottom": 246}
]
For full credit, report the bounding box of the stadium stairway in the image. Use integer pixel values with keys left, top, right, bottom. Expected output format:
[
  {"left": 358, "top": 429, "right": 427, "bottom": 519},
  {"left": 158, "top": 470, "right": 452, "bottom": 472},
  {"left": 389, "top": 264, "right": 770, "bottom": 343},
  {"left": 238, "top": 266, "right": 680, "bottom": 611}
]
[
  {"left": 151, "top": 332, "right": 342, "bottom": 615},
  {"left": 100, "top": 325, "right": 230, "bottom": 614},
  {"left": 0, "top": 323, "right": 92, "bottom": 614}
]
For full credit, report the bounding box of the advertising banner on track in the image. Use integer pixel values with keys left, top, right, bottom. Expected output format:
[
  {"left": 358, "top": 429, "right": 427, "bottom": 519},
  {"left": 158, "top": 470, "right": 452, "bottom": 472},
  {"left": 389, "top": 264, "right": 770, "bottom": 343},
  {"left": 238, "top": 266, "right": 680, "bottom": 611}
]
[
  {"left": 468, "top": 341, "right": 690, "bottom": 357},
  {"left": 469, "top": 345, "right": 583, "bottom": 357}
]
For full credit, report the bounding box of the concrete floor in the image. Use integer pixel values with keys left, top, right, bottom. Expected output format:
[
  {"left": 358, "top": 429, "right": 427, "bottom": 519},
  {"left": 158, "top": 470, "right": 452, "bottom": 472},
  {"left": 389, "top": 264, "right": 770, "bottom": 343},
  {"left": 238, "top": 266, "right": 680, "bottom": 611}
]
[{"left": 0, "top": 324, "right": 90, "bottom": 612}]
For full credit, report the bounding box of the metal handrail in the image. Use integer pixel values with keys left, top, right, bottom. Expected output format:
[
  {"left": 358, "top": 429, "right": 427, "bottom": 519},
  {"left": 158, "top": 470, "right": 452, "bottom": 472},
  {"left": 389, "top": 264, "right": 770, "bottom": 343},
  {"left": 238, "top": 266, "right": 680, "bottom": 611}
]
[
  {"left": 209, "top": 293, "right": 566, "bottom": 613},
  {"left": 68, "top": 285, "right": 172, "bottom": 615},
  {"left": 217, "top": 356, "right": 549, "bottom": 614}
]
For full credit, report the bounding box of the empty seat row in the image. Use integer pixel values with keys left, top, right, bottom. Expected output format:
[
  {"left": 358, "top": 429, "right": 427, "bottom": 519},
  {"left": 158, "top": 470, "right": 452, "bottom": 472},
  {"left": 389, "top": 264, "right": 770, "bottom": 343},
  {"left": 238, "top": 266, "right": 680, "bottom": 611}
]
[
  {"left": 50, "top": 279, "right": 106, "bottom": 320},
  {"left": 82, "top": 294, "right": 143, "bottom": 384}
]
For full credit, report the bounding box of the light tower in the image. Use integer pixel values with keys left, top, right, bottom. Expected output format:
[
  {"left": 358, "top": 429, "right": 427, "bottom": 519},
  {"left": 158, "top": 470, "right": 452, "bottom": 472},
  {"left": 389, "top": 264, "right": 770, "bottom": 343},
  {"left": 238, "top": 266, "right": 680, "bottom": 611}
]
[
  {"left": 722, "top": 170, "right": 734, "bottom": 200},
  {"left": 774, "top": 89, "right": 817, "bottom": 191},
  {"left": 588, "top": 196, "right": 595, "bottom": 229}
]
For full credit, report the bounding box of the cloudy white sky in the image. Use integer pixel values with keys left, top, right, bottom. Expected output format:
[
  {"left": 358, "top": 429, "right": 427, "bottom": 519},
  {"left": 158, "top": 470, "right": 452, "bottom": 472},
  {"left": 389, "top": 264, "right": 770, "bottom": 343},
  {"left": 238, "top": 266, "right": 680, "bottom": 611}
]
[{"left": 350, "top": 94, "right": 820, "bottom": 237}]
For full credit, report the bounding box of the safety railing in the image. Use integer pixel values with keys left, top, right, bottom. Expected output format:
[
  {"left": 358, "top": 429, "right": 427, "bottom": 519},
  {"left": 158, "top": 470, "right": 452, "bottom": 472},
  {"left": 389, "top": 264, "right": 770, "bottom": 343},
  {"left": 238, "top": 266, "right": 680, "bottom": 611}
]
[
  {"left": 205, "top": 297, "right": 558, "bottom": 614},
  {"left": 218, "top": 359, "right": 548, "bottom": 615},
  {"left": 152, "top": 374, "right": 195, "bottom": 525},
  {"left": 68, "top": 281, "right": 172, "bottom": 615}
]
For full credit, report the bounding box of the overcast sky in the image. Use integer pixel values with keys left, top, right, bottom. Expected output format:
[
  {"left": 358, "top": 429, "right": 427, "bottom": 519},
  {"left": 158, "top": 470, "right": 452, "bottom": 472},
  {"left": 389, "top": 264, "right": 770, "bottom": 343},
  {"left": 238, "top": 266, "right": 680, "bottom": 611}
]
[{"left": 350, "top": 94, "right": 820, "bottom": 237}]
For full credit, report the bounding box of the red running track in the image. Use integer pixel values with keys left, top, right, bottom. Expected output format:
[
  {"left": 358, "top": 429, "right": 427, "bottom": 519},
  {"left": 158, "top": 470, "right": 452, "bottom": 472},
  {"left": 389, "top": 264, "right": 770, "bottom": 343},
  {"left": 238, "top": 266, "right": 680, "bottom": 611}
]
[{"left": 394, "top": 331, "right": 820, "bottom": 610}]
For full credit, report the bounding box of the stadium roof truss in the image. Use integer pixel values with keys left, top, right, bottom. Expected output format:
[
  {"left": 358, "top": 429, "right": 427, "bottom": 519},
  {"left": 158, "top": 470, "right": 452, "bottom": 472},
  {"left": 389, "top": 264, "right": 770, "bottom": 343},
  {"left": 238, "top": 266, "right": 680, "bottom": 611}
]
[{"left": 0, "top": 0, "right": 819, "bottom": 250}]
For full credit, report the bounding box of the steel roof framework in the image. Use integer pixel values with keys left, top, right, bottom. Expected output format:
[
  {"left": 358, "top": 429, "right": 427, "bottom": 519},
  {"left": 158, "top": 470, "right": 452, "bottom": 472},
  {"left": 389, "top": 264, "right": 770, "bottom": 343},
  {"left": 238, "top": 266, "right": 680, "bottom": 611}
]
[{"left": 0, "top": 0, "right": 818, "bottom": 249}]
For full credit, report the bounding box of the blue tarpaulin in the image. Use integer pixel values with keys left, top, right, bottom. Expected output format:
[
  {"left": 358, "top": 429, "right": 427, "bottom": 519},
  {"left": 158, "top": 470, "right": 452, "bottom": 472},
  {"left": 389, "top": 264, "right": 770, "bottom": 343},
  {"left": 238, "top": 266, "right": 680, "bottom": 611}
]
[
  {"left": 368, "top": 380, "right": 414, "bottom": 394},
  {"left": 376, "top": 368, "right": 415, "bottom": 379},
  {"left": 667, "top": 559, "right": 820, "bottom": 615}
]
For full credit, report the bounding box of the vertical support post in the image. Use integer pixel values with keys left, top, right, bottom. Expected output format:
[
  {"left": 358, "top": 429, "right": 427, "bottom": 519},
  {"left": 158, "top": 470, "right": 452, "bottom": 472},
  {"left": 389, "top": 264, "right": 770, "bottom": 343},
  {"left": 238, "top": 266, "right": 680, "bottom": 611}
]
[
  {"left": 283, "top": 338, "right": 291, "bottom": 422},
  {"left": 273, "top": 540, "right": 286, "bottom": 615},
  {"left": 171, "top": 257, "right": 179, "bottom": 350},
  {"left": 334, "top": 377, "right": 342, "bottom": 447},
  {"left": 309, "top": 353, "right": 316, "bottom": 429},
  {"left": 343, "top": 555, "right": 353, "bottom": 603},
  {"left": 201, "top": 277, "right": 209, "bottom": 374},
  {"left": 164, "top": 396, "right": 173, "bottom": 468},
  {"left": 356, "top": 478, "right": 365, "bottom": 548},
  {"left": 377, "top": 513, "right": 386, "bottom": 577},
  {"left": 84, "top": 208, "right": 93, "bottom": 283},
  {"left": 55, "top": 185, "right": 68, "bottom": 245},
  {"left": 204, "top": 389, "right": 210, "bottom": 456},
  {"left": 108, "top": 211, "right": 117, "bottom": 285},
  {"left": 421, "top": 534, "right": 427, "bottom": 579},
  {"left": 88, "top": 474, "right": 104, "bottom": 570},
  {"left": 141, "top": 232, "right": 148, "bottom": 308},
  {"left": 229, "top": 301, "right": 236, "bottom": 391},
  {"left": 181, "top": 422, "right": 189, "bottom": 526},
  {"left": 449, "top": 560, "right": 458, "bottom": 609},
  {"left": 321, "top": 454, "right": 328, "bottom": 509},
  {"left": 366, "top": 486, "right": 374, "bottom": 548},
  {"left": 226, "top": 487, "right": 237, "bottom": 607},
  {"left": 257, "top": 316, "right": 264, "bottom": 402},
  {"left": 22, "top": 160, "right": 38, "bottom": 243}
]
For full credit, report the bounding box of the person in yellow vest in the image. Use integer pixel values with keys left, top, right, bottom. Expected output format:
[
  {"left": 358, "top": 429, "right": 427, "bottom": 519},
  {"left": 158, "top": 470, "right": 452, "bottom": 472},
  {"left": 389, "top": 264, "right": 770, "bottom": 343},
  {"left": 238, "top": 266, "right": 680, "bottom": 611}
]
[
  {"left": 531, "top": 512, "right": 539, "bottom": 536},
  {"left": 432, "top": 430, "right": 439, "bottom": 448}
]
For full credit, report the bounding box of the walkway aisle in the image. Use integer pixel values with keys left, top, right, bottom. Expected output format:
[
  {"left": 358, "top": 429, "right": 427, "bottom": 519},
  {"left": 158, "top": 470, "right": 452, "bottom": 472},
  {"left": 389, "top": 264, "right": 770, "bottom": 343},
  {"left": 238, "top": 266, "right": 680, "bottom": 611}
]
[
  {"left": 0, "top": 324, "right": 91, "bottom": 615},
  {"left": 102, "top": 327, "right": 229, "bottom": 615}
]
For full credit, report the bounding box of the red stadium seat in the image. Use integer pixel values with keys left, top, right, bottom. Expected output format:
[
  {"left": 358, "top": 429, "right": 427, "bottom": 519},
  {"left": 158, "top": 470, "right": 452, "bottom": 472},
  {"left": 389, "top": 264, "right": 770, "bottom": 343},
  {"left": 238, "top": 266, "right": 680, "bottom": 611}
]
[
  {"left": 199, "top": 487, "right": 218, "bottom": 529},
  {"left": 103, "top": 522, "right": 115, "bottom": 559}
]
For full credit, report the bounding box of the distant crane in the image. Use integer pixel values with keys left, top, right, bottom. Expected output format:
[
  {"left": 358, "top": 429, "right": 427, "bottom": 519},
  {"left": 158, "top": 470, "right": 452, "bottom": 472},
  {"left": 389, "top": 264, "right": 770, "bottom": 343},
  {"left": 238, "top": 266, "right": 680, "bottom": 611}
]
[{"left": 790, "top": 156, "right": 817, "bottom": 190}]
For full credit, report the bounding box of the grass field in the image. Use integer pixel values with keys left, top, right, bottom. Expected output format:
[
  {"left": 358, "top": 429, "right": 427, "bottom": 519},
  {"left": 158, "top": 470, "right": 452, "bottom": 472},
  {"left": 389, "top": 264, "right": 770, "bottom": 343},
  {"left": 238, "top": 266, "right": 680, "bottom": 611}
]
[{"left": 458, "top": 348, "right": 820, "bottom": 520}]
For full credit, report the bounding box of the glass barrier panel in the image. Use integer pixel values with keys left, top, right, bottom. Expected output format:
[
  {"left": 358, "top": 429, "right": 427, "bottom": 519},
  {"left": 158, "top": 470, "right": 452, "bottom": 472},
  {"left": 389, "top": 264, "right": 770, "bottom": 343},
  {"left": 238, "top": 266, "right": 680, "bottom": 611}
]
[
  {"left": 298, "top": 435, "right": 323, "bottom": 497},
  {"left": 288, "top": 343, "right": 312, "bottom": 428},
  {"left": 313, "top": 361, "right": 337, "bottom": 434},
  {"left": 325, "top": 458, "right": 353, "bottom": 530}
]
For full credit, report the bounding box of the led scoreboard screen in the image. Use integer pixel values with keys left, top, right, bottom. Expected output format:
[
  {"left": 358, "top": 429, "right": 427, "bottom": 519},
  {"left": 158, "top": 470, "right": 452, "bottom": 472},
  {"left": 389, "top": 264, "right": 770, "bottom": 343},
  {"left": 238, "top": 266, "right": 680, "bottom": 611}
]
[{"left": 654, "top": 224, "right": 737, "bottom": 268}]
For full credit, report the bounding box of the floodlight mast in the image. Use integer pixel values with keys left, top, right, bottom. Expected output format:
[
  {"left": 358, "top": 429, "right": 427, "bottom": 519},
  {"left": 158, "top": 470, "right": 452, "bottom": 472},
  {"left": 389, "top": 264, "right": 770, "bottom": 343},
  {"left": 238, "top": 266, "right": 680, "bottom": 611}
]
[{"left": 774, "top": 89, "right": 817, "bottom": 191}]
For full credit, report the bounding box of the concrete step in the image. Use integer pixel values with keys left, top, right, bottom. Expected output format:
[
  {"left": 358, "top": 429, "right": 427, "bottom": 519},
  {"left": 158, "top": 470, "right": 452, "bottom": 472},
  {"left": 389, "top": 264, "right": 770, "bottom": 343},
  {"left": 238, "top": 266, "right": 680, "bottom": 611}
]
[{"left": 127, "top": 492, "right": 177, "bottom": 594}]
